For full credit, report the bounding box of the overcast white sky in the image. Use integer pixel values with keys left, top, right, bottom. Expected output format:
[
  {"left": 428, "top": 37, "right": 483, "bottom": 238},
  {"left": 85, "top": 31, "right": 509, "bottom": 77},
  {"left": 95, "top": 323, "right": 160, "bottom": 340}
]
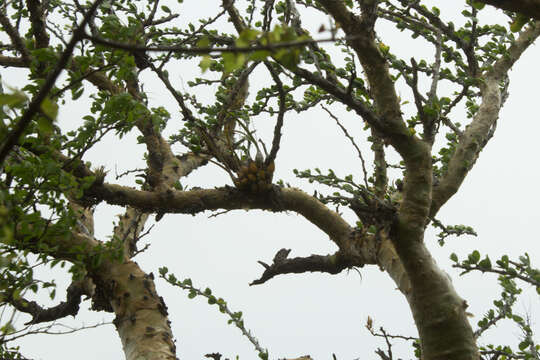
[{"left": 2, "top": 1, "right": 539, "bottom": 359}]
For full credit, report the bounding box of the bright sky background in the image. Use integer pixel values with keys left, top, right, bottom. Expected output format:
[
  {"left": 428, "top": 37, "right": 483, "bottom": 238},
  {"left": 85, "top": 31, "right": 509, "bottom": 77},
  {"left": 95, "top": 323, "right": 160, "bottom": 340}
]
[{"left": 1, "top": 1, "right": 539, "bottom": 359}]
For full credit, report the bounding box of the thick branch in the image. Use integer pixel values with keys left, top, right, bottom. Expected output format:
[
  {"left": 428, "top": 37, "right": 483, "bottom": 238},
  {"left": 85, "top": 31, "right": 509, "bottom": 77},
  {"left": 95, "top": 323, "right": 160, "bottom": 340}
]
[
  {"left": 317, "top": 0, "right": 424, "bottom": 163},
  {"left": 26, "top": 0, "right": 50, "bottom": 49},
  {"left": 250, "top": 249, "right": 357, "bottom": 285},
  {"left": 0, "top": 11, "right": 30, "bottom": 60},
  {"left": 0, "top": 55, "right": 29, "bottom": 67},
  {"left": 476, "top": 0, "right": 540, "bottom": 19},
  {"left": 85, "top": 184, "right": 353, "bottom": 249},
  {"left": 431, "top": 23, "right": 540, "bottom": 217}
]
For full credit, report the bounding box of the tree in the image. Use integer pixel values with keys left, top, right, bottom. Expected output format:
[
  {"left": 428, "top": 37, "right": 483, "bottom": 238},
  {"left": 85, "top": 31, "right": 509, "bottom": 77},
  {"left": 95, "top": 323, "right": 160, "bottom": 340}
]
[{"left": 0, "top": 1, "right": 539, "bottom": 360}]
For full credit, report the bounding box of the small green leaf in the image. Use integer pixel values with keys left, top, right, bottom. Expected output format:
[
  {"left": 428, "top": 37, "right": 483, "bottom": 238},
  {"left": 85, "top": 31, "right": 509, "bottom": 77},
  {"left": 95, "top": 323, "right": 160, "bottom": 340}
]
[
  {"left": 36, "top": 116, "right": 54, "bottom": 134},
  {"left": 478, "top": 256, "right": 491, "bottom": 270},
  {"left": 249, "top": 50, "right": 271, "bottom": 61},
  {"left": 471, "top": 1, "right": 485, "bottom": 10},
  {"left": 222, "top": 52, "right": 246, "bottom": 73},
  {"left": 478, "top": 256, "right": 492, "bottom": 270},
  {"left": 468, "top": 250, "right": 480, "bottom": 264},
  {"left": 237, "top": 28, "right": 260, "bottom": 47},
  {"left": 197, "top": 36, "right": 210, "bottom": 48},
  {"left": 199, "top": 55, "right": 212, "bottom": 73},
  {"left": 510, "top": 14, "right": 529, "bottom": 33},
  {"left": 40, "top": 97, "right": 58, "bottom": 120},
  {"left": 273, "top": 49, "right": 300, "bottom": 70},
  {"left": 518, "top": 339, "right": 530, "bottom": 351},
  {"left": 12, "top": 288, "right": 21, "bottom": 300}
]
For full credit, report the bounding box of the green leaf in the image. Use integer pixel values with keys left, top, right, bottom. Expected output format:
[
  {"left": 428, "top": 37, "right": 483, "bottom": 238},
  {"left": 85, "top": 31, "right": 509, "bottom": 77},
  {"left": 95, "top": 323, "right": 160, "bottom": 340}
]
[
  {"left": 450, "top": 253, "right": 458, "bottom": 262},
  {"left": 237, "top": 28, "right": 260, "bottom": 47},
  {"left": 222, "top": 52, "right": 246, "bottom": 73},
  {"left": 36, "top": 116, "right": 54, "bottom": 134},
  {"left": 249, "top": 50, "right": 271, "bottom": 61},
  {"left": 12, "top": 288, "right": 21, "bottom": 300},
  {"left": 273, "top": 48, "right": 300, "bottom": 70},
  {"left": 478, "top": 256, "right": 492, "bottom": 270},
  {"left": 72, "top": 87, "right": 84, "bottom": 100},
  {"left": 197, "top": 36, "right": 210, "bottom": 49},
  {"left": 468, "top": 250, "right": 480, "bottom": 264},
  {"left": 471, "top": 1, "right": 485, "bottom": 10},
  {"left": 40, "top": 97, "right": 59, "bottom": 120},
  {"left": 199, "top": 55, "right": 213, "bottom": 73},
  {"left": 510, "top": 14, "right": 529, "bottom": 33},
  {"left": 518, "top": 339, "right": 530, "bottom": 350}
]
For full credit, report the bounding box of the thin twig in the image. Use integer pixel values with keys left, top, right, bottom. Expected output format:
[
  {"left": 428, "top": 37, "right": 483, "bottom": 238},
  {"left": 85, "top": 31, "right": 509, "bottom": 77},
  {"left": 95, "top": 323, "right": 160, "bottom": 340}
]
[
  {"left": 264, "top": 62, "right": 286, "bottom": 165},
  {"left": 321, "top": 105, "right": 369, "bottom": 188},
  {"left": 427, "top": 29, "right": 442, "bottom": 102}
]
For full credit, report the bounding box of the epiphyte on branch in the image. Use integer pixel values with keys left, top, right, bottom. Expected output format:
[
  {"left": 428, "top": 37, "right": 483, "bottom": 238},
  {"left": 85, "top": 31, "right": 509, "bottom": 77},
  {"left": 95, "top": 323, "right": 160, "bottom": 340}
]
[{"left": 234, "top": 160, "right": 275, "bottom": 193}]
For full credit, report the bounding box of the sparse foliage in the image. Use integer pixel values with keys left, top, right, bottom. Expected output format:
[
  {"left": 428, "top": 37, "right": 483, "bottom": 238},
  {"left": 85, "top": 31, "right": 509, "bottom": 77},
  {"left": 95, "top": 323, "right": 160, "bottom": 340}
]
[{"left": 0, "top": 1, "right": 539, "bottom": 359}]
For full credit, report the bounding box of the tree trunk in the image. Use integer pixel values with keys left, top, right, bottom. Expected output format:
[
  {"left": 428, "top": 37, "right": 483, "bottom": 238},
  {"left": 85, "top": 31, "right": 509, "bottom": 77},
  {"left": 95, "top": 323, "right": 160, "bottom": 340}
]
[
  {"left": 98, "top": 261, "right": 176, "bottom": 360},
  {"left": 397, "top": 240, "right": 478, "bottom": 360}
]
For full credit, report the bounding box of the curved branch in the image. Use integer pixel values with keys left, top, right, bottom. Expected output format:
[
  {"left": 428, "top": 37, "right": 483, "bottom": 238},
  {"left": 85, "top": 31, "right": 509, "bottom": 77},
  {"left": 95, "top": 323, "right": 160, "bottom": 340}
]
[
  {"left": 431, "top": 23, "right": 540, "bottom": 217},
  {"left": 86, "top": 183, "right": 353, "bottom": 249},
  {"left": 7, "top": 278, "right": 94, "bottom": 325}
]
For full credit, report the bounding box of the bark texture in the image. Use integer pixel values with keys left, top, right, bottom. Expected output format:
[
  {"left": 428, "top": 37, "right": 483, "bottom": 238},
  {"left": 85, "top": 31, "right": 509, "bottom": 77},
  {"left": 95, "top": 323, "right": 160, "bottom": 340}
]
[{"left": 103, "top": 262, "right": 176, "bottom": 360}]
